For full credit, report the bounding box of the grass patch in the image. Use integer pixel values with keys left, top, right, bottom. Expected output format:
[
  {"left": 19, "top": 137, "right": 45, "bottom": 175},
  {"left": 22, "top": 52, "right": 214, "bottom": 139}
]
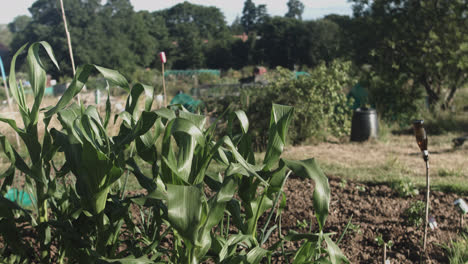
[{"left": 442, "top": 228, "right": 468, "bottom": 264}]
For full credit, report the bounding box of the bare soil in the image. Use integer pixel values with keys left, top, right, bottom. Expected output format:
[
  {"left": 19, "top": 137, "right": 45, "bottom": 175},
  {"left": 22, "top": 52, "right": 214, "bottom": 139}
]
[{"left": 278, "top": 175, "right": 466, "bottom": 263}]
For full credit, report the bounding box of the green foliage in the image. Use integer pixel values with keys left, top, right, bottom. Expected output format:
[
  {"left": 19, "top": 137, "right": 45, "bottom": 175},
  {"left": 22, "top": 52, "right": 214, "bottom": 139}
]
[
  {"left": 375, "top": 234, "right": 393, "bottom": 249},
  {"left": 0, "top": 42, "right": 347, "bottom": 263},
  {"left": 442, "top": 230, "right": 468, "bottom": 264},
  {"left": 0, "top": 24, "right": 13, "bottom": 47},
  {"left": 363, "top": 70, "right": 425, "bottom": 126},
  {"left": 392, "top": 179, "right": 419, "bottom": 197},
  {"left": 351, "top": 0, "right": 468, "bottom": 110},
  {"left": 285, "top": 0, "right": 305, "bottom": 20},
  {"left": 203, "top": 61, "right": 356, "bottom": 147},
  {"left": 241, "top": 0, "right": 267, "bottom": 32},
  {"left": 249, "top": 61, "right": 355, "bottom": 144},
  {"left": 403, "top": 201, "right": 425, "bottom": 227}
]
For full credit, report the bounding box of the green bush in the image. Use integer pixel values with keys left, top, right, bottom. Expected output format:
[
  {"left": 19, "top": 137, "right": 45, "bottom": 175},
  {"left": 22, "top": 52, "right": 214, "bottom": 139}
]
[
  {"left": 246, "top": 60, "right": 356, "bottom": 145},
  {"left": 363, "top": 71, "right": 425, "bottom": 126}
]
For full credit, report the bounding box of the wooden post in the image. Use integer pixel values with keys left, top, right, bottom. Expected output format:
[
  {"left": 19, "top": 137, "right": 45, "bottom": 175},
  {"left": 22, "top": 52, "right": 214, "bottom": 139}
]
[
  {"left": 383, "top": 244, "right": 387, "bottom": 264},
  {"left": 162, "top": 63, "right": 166, "bottom": 107},
  {"left": 159, "top": 52, "right": 167, "bottom": 107}
]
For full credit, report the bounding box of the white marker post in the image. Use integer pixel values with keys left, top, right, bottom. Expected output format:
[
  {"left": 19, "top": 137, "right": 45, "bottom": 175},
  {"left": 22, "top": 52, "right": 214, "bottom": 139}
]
[{"left": 159, "top": 52, "right": 167, "bottom": 107}]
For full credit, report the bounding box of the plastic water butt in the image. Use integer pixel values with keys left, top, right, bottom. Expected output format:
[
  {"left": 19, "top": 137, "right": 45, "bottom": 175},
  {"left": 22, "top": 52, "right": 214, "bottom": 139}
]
[{"left": 350, "top": 108, "right": 379, "bottom": 142}]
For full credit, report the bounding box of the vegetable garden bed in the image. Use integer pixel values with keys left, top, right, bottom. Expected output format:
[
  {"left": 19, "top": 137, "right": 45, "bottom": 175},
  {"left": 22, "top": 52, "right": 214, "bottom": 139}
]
[{"left": 267, "top": 175, "right": 465, "bottom": 263}]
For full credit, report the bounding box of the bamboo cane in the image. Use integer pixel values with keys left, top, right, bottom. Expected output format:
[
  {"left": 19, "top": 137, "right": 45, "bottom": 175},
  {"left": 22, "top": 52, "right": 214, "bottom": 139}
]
[{"left": 59, "top": 0, "right": 80, "bottom": 105}]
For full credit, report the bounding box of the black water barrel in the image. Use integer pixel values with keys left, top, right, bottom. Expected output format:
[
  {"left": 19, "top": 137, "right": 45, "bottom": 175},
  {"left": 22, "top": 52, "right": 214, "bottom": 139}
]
[{"left": 350, "top": 108, "right": 378, "bottom": 142}]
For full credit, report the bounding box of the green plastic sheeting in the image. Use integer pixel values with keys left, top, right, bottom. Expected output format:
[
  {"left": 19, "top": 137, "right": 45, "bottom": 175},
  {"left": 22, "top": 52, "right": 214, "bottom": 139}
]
[
  {"left": 294, "top": 71, "right": 310, "bottom": 78},
  {"left": 5, "top": 188, "right": 34, "bottom": 207},
  {"left": 347, "top": 83, "right": 369, "bottom": 110},
  {"left": 170, "top": 93, "right": 203, "bottom": 113}
]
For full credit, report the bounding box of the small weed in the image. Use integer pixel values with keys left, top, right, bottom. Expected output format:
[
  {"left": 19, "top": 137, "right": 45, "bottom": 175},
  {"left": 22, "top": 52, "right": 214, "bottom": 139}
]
[
  {"left": 392, "top": 179, "right": 419, "bottom": 197},
  {"left": 375, "top": 234, "right": 394, "bottom": 249},
  {"left": 296, "top": 219, "right": 308, "bottom": 229},
  {"left": 356, "top": 185, "right": 366, "bottom": 192},
  {"left": 339, "top": 179, "right": 347, "bottom": 189},
  {"left": 404, "top": 201, "right": 425, "bottom": 227},
  {"left": 348, "top": 222, "right": 362, "bottom": 235}
]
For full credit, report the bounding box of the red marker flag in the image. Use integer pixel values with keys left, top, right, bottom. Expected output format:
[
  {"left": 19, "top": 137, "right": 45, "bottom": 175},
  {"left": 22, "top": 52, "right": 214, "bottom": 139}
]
[{"left": 159, "top": 52, "right": 167, "bottom": 64}]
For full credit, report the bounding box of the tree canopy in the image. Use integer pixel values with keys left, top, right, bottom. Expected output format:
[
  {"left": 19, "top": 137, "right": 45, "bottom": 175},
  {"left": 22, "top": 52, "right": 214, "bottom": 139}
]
[
  {"left": 285, "top": 0, "right": 305, "bottom": 20},
  {"left": 351, "top": 0, "right": 468, "bottom": 109},
  {"left": 4, "top": 0, "right": 467, "bottom": 118}
]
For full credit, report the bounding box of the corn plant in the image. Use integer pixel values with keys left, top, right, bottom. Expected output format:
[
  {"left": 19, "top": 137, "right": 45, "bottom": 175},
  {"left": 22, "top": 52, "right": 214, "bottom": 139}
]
[
  {"left": 0, "top": 42, "right": 60, "bottom": 261},
  {"left": 0, "top": 42, "right": 348, "bottom": 263}
]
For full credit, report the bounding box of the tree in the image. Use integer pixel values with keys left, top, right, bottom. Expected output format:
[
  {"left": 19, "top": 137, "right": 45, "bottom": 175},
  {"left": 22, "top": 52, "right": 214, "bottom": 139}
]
[
  {"left": 157, "top": 2, "right": 228, "bottom": 40},
  {"left": 256, "top": 17, "right": 310, "bottom": 68},
  {"left": 9, "top": 0, "right": 168, "bottom": 78},
  {"left": 241, "top": 0, "right": 257, "bottom": 33},
  {"left": 351, "top": 0, "right": 468, "bottom": 110},
  {"left": 230, "top": 16, "right": 244, "bottom": 35},
  {"left": 8, "top": 15, "right": 32, "bottom": 34},
  {"left": 0, "top": 25, "right": 13, "bottom": 47},
  {"left": 285, "top": 0, "right": 305, "bottom": 20},
  {"left": 172, "top": 24, "right": 205, "bottom": 69}
]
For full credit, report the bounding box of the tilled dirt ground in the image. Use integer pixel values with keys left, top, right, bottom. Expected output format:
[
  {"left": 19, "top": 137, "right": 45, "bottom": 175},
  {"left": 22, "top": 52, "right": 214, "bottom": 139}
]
[{"left": 278, "top": 175, "right": 466, "bottom": 263}]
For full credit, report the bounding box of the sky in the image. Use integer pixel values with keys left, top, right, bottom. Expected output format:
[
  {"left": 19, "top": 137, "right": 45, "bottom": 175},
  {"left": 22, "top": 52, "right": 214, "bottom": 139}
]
[{"left": 0, "top": 0, "right": 353, "bottom": 25}]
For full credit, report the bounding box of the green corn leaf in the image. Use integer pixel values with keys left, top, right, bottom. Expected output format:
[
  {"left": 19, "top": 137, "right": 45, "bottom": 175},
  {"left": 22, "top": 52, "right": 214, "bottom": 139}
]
[
  {"left": 228, "top": 110, "right": 249, "bottom": 136},
  {"left": 104, "top": 82, "right": 111, "bottom": 128},
  {"left": 0, "top": 117, "right": 42, "bottom": 167},
  {"left": 221, "top": 136, "right": 267, "bottom": 186},
  {"left": 126, "top": 158, "right": 156, "bottom": 192},
  {"left": 154, "top": 107, "right": 176, "bottom": 121},
  {"left": 116, "top": 111, "right": 159, "bottom": 149},
  {"left": 263, "top": 104, "right": 294, "bottom": 170},
  {"left": 136, "top": 130, "right": 157, "bottom": 163},
  {"left": 79, "top": 141, "right": 114, "bottom": 214},
  {"left": 166, "top": 184, "right": 203, "bottom": 243},
  {"left": 27, "top": 42, "right": 59, "bottom": 126},
  {"left": 136, "top": 117, "right": 163, "bottom": 163},
  {"left": 179, "top": 111, "right": 207, "bottom": 130},
  {"left": 45, "top": 64, "right": 94, "bottom": 118},
  {"left": 94, "top": 65, "right": 130, "bottom": 92},
  {"left": 123, "top": 83, "right": 153, "bottom": 121},
  {"left": 324, "top": 235, "right": 349, "bottom": 264},
  {"left": 98, "top": 255, "right": 154, "bottom": 264},
  {"left": 282, "top": 158, "right": 330, "bottom": 231},
  {"left": 219, "top": 234, "right": 255, "bottom": 261},
  {"left": 0, "top": 134, "right": 16, "bottom": 194},
  {"left": 8, "top": 43, "right": 30, "bottom": 126},
  {"left": 161, "top": 118, "right": 205, "bottom": 184},
  {"left": 45, "top": 65, "right": 129, "bottom": 119},
  {"left": 195, "top": 176, "right": 237, "bottom": 259},
  {"left": 246, "top": 246, "right": 269, "bottom": 264},
  {"left": 292, "top": 241, "right": 315, "bottom": 264},
  {"left": 226, "top": 199, "right": 244, "bottom": 233}
]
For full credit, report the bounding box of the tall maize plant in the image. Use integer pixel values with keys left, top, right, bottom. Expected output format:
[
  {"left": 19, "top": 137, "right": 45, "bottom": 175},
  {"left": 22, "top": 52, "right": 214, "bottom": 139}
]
[{"left": 0, "top": 42, "right": 348, "bottom": 264}]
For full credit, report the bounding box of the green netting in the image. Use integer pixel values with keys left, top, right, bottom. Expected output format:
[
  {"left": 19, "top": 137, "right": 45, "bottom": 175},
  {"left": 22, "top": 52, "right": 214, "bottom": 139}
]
[
  {"left": 165, "top": 69, "right": 220, "bottom": 77},
  {"left": 170, "top": 93, "right": 203, "bottom": 113}
]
